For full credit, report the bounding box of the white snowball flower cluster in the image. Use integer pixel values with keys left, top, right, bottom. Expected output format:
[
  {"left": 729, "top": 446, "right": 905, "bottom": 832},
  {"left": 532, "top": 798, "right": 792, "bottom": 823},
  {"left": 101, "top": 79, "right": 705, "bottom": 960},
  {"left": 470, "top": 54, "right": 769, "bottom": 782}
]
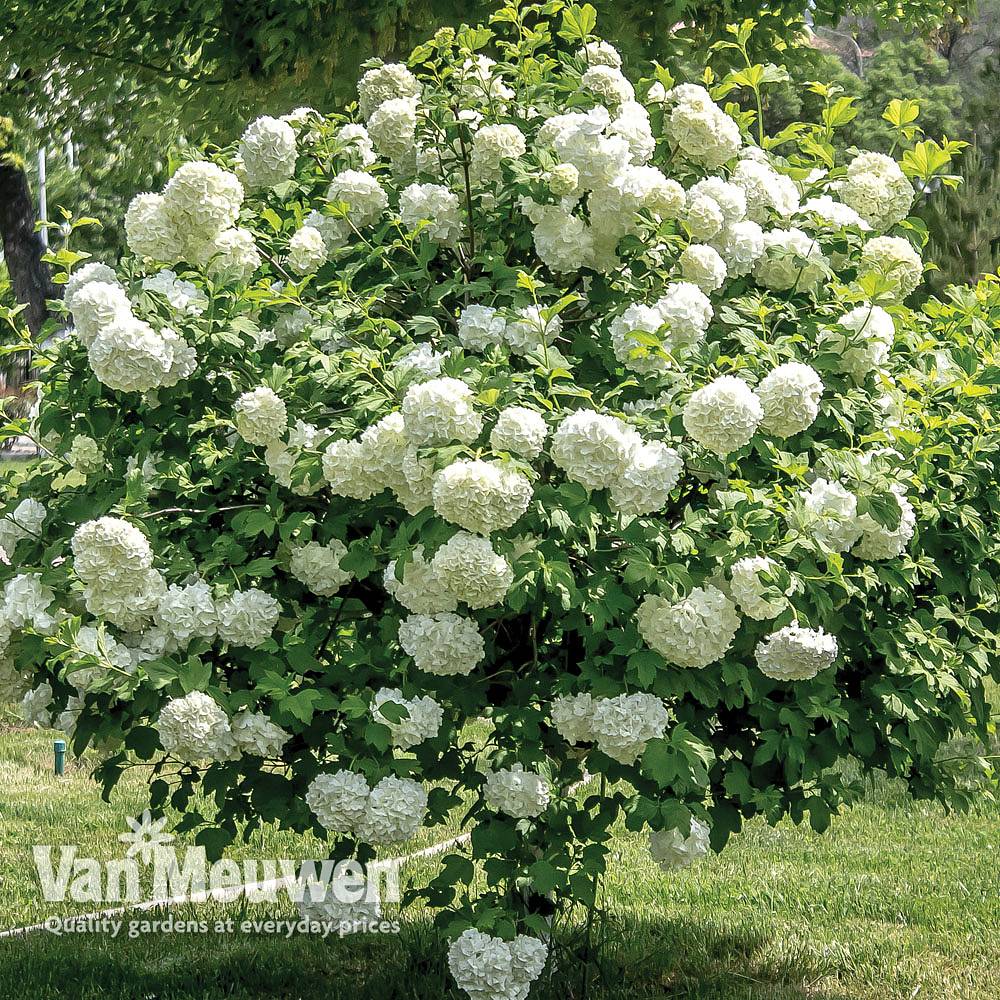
[
  {"left": 581, "top": 64, "right": 634, "bottom": 106},
  {"left": 609, "top": 441, "right": 683, "bottom": 516},
  {"left": 66, "top": 435, "right": 103, "bottom": 474},
  {"left": 731, "top": 155, "right": 799, "bottom": 223},
  {"left": 199, "top": 226, "right": 262, "bottom": 283},
  {"left": 357, "top": 62, "right": 421, "bottom": 120},
  {"left": 447, "top": 929, "right": 547, "bottom": 1000},
  {"left": 372, "top": 687, "right": 443, "bottom": 749},
  {"left": 755, "top": 623, "right": 838, "bottom": 680},
  {"left": 141, "top": 269, "right": 208, "bottom": 315},
  {"left": 305, "top": 770, "right": 372, "bottom": 832},
  {"left": 233, "top": 386, "right": 288, "bottom": 446},
  {"left": 289, "top": 540, "right": 352, "bottom": 596},
  {"left": 757, "top": 362, "right": 824, "bottom": 437},
  {"left": 0, "top": 498, "right": 46, "bottom": 557},
  {"left": 287, "top": 226, "right": 328, "bottom": 274},
  {"left": 826, "top": 305, "right": 895, "bottom": 380},
  {"left": 20, "top": 682, "right": 54, "bottom": 728},
  {"left": 71, "top": 517, "right": 162, "bottom": 628},
  {"left": 155, "top": 582, "right": 218, "bottom": 645},
  {"left": 483, "top": 764, "right": 551, "bottom": 819},
  {"left": 797, "top": 195, "right": 869, "bottom": 232},
  {"left": 458, "top": 304, "right": 507, "bottom": 352},
  {"left": 354, "top": 774, "right": 429, "bottom": 843},
  {"left": 523, "top": 200, "right": 594, "bottom": 274},
  {"left": 368, "top": 97, "right": 419, "bottom": 162},
  {"left": 682, "top": 375, "right": 763, "bottom": 457},
  {"left": 590, "top": 692, "right": 671, "bottom": 763},
  {"left": 392, "top": 343, "right": 446, "bottom": 382},
  {"left": 551, "top": 410, "right": 640, "bottom": 490},
  {"left": 579, "top": 40, "right": 622, "bottom": 67},
  {"left": 471, "top": 124, "right": 527, "bottom": 181},
  {"left": 64, "top": 262, "right": 119, "bottom": 310},
  {"left": 2, "top": 573, "right": 56, "bottom": 633},
  {"left": 326, "top": 169, "right": 389, "bottom": 227},
  {"left": 550, "top": 692, "right": 595, "bottom": 745},
  {"left": 89, "top": 317, "right": 195, "bottom": 392},
  {"left": 398, "top": 612, "right": 485, "bottom": 676},
  {"left": 335, "top": 123, "right": 377, "bottom": 166},
  {"left": 853, "top": 487, "right": 916, "bottom": 560},
  {"left": 401, "top": 377, "right": 483, "bottom": 446},
  {"left": 490, "top": 406, "right": 547, "bottom": 459},
  {"left": 857, "top": 235, "right": 923, "bottom": 300},
  {"left": 800, "top": 478, "right": 863, "bottom": 553},
  {"left": 124, "top": 193, "right": 180, "bottom": 261},
  {"left": 839, "top": 151, "right": 914, "bottom": 232},
  {"left": 679, "top": 243, "right": 727, "bottom": 292},
  {"left": 157, "top": 691, "right": 239, "bottom": 761},
  {"left": 754, "top": 227, "right": 829, "bottom": 292},
  {"left": 687, "top": 176, "right": 747, "bottom": 235},
  {"left": 430, "top": 532, "right": 514, "bottom": 610},
  {"left": 216, "top": 588, "right": 280, "bottom": 647},
  {"left": 231, "top": 710, "right": 291, "bottom": 757},
  {"left": 383, "top": 546, "right": 458, "bottom": 614},
  {"left": 266, "top": 419, "right": 323, "bottom": 495},
  {"left": 162, "top": 161, "right": 244, "bottom": 254},
  {"left": 715, "top": 219, "right": 765, "bottom": 276},
  {"left": 432, "top": 460, "right": 533, "bottom": 535},
  {"left": 504, "top": 305, "right": 562, "bottom": 356},
  {"left": 399, "top": 183, "right": 462, "bottom": 243},
  {"left": 664, "top": 84, "right": 742, "bottom": 168},
  {"left": 238, "top": 116, "right": 297, "bottom": 189},
  {"left": 729, "top": 556, "right": 786, "bottom": 620},
  {"left": 637, "top": 586, "right": 740, "bottom": 668},
  {"left": 69, "top": 281, "right": 131, "bottom": 346},
  {"left": 648, "top": 817, "right": 711, "bottom": 870}
]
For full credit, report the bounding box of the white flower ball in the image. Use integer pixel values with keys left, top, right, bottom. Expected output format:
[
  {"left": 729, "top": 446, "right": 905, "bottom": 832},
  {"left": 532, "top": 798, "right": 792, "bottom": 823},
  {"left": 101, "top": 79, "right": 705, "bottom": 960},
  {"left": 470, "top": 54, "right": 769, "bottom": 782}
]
[
  {"left": 757, "top": 362, "right": 824, "bottom": 437},
  {"left": 3, "top": 573, "right": 56, "bottom": 631},
  {"left": 801, "top": 478, "right": 863, "bottom": 552},
  {"left": 679, "top": 243, "right": 727, "bottom": 292},
  {"left": 827, "top": 305, "right": 896, "bottom": 381},
  {"left": 373, "top": 687, "right": 443, "bottom": 749},
  {"left": 399, "top": 182, "right": 463, "bottom": 243},
  {"left": 321, "top": 438, "right": 381, "bottom": 501},
  {"left": 157, "top": 691, "right": 239, "bottom": 762},
  {"left": 199, "top": 227, "right": 262, "bottom": 283},
  {"left": 457, "top": 304, "right": 507, "bottom": 352},
  {"left": 67, "top": 435, "right": 104, "bottom": 474},
  {"left": 216, "top": 587, "right": 280, "bottom": 647},
  {"left": 666, "top": 85, "right": 742, "bottom": 168},
  {"left": 231, "top": 710, "right": 291, "bottom": 757},
  {"left": 755, "top": 623, "right": 838, "bottom": 680},
  {"left": 156, "top": 582, "right": 219, "bottom": 645},
  {"left": 528, "top": 203, "right": 593, "bottom": 275},
  {"left": 504, "top": 305, "right": 562, "bottom": 356},
  {"left": 839, "top": 151, "right": 914, "bottom": 232},
  {"left": 0, "top": 498, "right": 46, "bottom": 556},
  {"left": 490, "top": 406, "right": 547, "bottom": 460},
  {"left": 448, "top": 929, "right": 547, "bottom": 1000},
  {"left": 551, "top": 410, "right": 641, "bottom": 491},
  {"left": 729, "top": 556, "right": 785, "bottom": 620},
  {"left": 398, "top": 612, "right": 485, "bottom": 676},
  {"left": 233, "top": 387, "right": 288, "bottom": 446},
  {"left": 367, "top": 96, "right": 419, "bottom": 161},
  {"left": 796, "top": 195, "right": 869, "bottom": 232},
  {"left": 326, "top": 170, "right": 389, "bottom": 227},
  {"left": 636, "top": 586, "right": 740, "bottom": 668},
  {"left": 430, "top": 532, "right": 513, "bottom": 610},
  {"left": 64, "top": 262, "right": 119, "bottom": 312},
  {"left": 335, "top": 123, "right": 377, "bottom": 167},
  {"left": 581, "top": 64, "right": 634, "bottom": 106},
  {"left": 72, "top": 517, "right": 152, "bottom": 588},
  {"left": 609, "top": 101, "right": 655, "bottom": 164},
  {"left": 87, "top": 317, "right": 178, "bottom": 392},
  {"left": 683, "top": 192, "right": 725, "bottom": 241},
  {"left": 306, "top": 770, "right": 371, "bottom": 833},
  {"left": 551, "top": 693, "right": 595, "bottom": 745},
  {"left": 358, "top": 62, "right": 421, "bottom": 120},
  {"left": 578, "top": 40, "right": 622, "bottom": 67},
  {"left": 161, "top": 161, "right": 244, "bottom": 248},
  {"left": 853, "top": 488, "right": 916, "bottom": 560},
  {"left": 432, "top": 459, "right": 533, "bottom": 535},
  {"left": 754, "top": 227, "right": 828, "bottom": 292},
  {"left": 20, "top": 682, "right": 54, "bottom": 729},
  {"left": 609, "top": 441, "right": 684, "bottom": 516},
  {"left": 290, "top": 540, "right": 352, "bottom": 596},
  {"left": 471, "top": 124, "right": 527, "bottom": 181},
  {"left": 483, "top": 764, "right": 551, "bottom": 819},
  {"left": 401, "top": 377, "right": 483, "bottom": 447},
  {"left": 125, "top": 192, "right": 182, "bottom": 261},
  {"left": 384, "top": 546, "right": 458, "bottom": 614},
  {"left": 140, "top": 269, "right": 208, "bottom": 316},
  {"left": 649, "top": 818, "right": 711, "bottom": 870},
  {"left": 714, "top": 220, "right": 765, "bottom": 276},
  {"left": 731, "top": 158, "right": 799, "bottom": 223},
  {"left": 682, "top": 376, "right": 763, "bottom": 456},
  {"left": 857, "top": 236, "right": 923, "bottom": 300},
  {"left": 590, "top": 692, "right": 670, "bottom": 764},
  {"left": 688, "top": 177, "right": 747, "bottom": 227},
  {"left": 238, "top": 116, "right": 297, "bottom": 189},
  {"left": 355, "top": 775, "right": 428, "bottom": 844},
  {"left": 547, "top": 162, "right": 581, "bottom": 197},
  {"left": 287, "top": 226, "right": 328, "bottom": 274},
  {"left": 70, "top": 281, "right": 133, "bottom": 348},
  {"left": 610, "top": 303, "right": 670, "bottom": 375}
]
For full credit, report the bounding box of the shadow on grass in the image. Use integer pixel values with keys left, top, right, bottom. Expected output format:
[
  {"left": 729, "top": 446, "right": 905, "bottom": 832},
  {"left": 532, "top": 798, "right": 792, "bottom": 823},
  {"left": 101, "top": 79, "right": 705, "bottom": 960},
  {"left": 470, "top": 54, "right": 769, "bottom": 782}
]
[{"left": 0, "top": 907, "right": 854, "bottom": 1000}]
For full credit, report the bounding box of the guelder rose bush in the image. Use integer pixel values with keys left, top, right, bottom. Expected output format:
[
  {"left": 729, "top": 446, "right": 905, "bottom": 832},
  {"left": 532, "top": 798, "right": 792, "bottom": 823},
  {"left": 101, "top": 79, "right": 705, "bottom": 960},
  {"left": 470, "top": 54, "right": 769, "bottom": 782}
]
[{"left": 1, "top": 4, "right": 997, "bottom": 995}]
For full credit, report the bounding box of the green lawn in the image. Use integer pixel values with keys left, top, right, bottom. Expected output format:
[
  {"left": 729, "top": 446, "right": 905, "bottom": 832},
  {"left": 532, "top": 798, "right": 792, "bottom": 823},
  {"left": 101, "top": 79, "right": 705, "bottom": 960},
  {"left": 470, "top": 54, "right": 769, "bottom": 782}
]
[{"left": 1, "top": 721, "right": 997, "bottom": 1000}]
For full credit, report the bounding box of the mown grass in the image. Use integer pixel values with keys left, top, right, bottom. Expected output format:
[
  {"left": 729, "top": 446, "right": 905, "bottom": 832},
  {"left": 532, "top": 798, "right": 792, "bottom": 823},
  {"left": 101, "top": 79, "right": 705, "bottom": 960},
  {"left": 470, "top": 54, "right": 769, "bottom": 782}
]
[{"left": 1, "top": 720, "right": 998, "bottom": 1000}]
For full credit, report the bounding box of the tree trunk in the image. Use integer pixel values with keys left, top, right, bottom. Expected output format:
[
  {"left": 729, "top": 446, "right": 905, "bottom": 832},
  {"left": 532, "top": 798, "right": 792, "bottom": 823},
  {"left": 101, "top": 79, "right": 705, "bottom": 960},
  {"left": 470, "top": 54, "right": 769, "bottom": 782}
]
[{"left": 0, "top": 155, "right": 57, "bottom": 337}]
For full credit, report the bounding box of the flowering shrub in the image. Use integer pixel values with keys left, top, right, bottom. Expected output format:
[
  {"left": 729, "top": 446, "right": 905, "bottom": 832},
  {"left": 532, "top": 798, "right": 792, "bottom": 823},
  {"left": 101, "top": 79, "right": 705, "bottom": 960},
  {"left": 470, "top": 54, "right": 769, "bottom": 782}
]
[{"left": 1, "top": 3, "right": 998, "bottom": 994}]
